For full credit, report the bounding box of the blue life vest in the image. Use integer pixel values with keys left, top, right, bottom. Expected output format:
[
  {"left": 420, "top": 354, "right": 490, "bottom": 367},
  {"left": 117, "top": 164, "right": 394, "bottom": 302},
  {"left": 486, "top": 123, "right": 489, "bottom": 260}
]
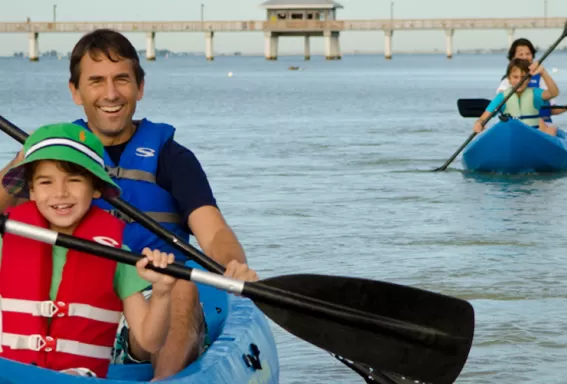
[
  {"left": 528, "top": 73, "right": 552, "bottom": 123},
  {"left": 72, "top": 119, "right": 229, "bottom": 338},
  {"left": 72, "top": 118, "right": 194, "bottom": 264}
]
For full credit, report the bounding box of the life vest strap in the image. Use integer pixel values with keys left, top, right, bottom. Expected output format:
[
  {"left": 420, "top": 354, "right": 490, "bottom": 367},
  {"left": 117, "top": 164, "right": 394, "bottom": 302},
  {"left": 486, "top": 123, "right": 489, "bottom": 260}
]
[
  {"left": 2, "top": 333, "right": 112, "bottom": 359},
  {"left": 0, "top": 298, "right": 121, "bottom": 323},
  {"left": 105, "top": 166, "right": 156, "bottom": 183},
  {"left": 107, "top": 209, "right": 181, "bottom": 225}
]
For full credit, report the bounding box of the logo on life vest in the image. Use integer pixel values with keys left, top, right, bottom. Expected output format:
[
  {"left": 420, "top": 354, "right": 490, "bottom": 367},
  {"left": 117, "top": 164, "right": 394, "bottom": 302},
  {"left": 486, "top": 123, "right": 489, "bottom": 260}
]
[
  {"left": 93, "top": 236, "right": 120, "bottom": 247},
  {"left": 135, "top": 147, "right": 156, "bottom": 157}
]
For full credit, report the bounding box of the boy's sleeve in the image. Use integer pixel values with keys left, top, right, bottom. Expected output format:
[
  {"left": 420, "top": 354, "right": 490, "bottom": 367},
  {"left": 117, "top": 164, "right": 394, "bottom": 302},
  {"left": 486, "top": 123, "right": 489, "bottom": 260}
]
[
  {"left": 486, "top": 93, "right": 505, "bottom": 114},
  {"left": 114, "top": 244, "right": 152, "bottom": 300}
]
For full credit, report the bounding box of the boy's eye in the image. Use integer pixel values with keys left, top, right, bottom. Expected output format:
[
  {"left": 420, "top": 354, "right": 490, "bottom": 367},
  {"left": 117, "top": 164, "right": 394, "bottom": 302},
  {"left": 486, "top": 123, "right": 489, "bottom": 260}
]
[
  {"left": 38, "top": 180, "right": 51, "bottom": 185},
  {"left": 69, "top": 177, "right": 83, "bottom": 182}
]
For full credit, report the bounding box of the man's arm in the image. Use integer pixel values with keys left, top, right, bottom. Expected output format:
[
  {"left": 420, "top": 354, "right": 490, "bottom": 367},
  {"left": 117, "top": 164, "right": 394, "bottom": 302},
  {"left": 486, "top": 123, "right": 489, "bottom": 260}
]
[
  {"left": 156, "top": 139, "right": 247, "bottom": 267},
  {"left": 188, "top": 206, "right": 246, "bottom": 265}
]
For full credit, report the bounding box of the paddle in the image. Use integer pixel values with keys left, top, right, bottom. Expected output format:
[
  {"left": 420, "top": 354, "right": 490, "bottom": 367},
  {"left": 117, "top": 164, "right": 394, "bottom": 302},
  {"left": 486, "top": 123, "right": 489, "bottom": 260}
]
[
  {"left": 457, "top": 99, "right": 490, "bottom": 118},
  {"left": 457, "top": 98, "right": 567, "bottom": 118},
  {"left": 0, "top": 214, "right": 475, "bottom": 384},
  {"left": 0, "top": 116, "right": 475, "bottom": 383},
  {"left": 433, "top": 21, "right": 567, "bottom": 172}
]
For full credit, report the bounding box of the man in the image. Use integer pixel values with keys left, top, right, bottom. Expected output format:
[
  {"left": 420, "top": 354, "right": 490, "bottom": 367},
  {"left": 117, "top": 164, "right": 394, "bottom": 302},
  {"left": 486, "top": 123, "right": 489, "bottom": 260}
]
[{"left": 0, "top": 28, "right": 258, "bottom": 380}]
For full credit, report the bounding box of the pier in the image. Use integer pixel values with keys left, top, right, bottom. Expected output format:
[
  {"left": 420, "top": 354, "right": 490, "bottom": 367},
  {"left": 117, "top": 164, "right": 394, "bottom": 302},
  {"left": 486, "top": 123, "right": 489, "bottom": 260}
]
[{"left": 1, "top": 5, "right": 566, "bottom": 61}]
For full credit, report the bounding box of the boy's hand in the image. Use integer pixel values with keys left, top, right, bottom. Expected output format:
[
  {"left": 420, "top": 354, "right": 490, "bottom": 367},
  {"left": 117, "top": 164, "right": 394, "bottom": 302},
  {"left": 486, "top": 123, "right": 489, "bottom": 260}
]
[
  {"left": 473, "top": 120, "right": 484, "bottom": 133},
  {"left": 136, "top": 248, "right": 177, "bottom": 296}
]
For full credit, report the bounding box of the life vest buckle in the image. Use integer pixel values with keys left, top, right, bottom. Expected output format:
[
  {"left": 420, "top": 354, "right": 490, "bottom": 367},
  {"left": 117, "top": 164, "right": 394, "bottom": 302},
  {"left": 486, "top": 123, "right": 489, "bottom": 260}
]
[
  {"left": 43, "top": 336, "right": 57, "bottom": 352},
  {"left": 39, "top": 300, "right": 67, "bottom": 318},
  {"left": 39, "top": 300, "right": 58, "bottom": 317},
  {"left": 27, "top": 335, "right": 57, "bottom": 352},
  {"left": 55, "top": 301, "right": 68, "bottom": 317},
  {"left": 105, "top": 166, "right": 123, "bottom": 179},
  {"left": 108, "top": 210, "right": 134, "bottom": 224}
]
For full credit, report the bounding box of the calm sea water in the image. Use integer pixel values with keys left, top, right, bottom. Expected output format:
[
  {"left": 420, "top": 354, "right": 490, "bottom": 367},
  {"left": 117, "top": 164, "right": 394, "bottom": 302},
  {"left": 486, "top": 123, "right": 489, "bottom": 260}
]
[{"left": 2, "top": 51, "right": 567, "bottom": 383}]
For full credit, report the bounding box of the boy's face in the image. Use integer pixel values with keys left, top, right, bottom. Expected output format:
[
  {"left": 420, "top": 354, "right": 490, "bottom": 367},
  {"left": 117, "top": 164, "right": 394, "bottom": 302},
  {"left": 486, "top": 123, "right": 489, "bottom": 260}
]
[
  {"left": 29, "top": 160, "right": 102, "bottom": 235},
  {"left": 509, "top": 68, "right": 529, "bottom": 93}
]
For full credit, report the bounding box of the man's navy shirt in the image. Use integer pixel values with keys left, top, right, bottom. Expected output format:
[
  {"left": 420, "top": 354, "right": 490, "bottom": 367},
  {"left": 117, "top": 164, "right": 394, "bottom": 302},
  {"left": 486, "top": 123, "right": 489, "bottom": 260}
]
[{"left": 105, "top": 137, "right": 218, "bottom": 233}]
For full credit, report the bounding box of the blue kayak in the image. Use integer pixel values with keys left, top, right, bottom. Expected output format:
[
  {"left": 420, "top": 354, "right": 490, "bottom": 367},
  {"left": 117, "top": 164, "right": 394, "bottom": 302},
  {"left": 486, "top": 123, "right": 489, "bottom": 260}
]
[
  {"left": 462, "top": 118, "right": 567, "bottom": 173},
  {"left": 0, "top": 272, "right": 280, "bottom": 383}
]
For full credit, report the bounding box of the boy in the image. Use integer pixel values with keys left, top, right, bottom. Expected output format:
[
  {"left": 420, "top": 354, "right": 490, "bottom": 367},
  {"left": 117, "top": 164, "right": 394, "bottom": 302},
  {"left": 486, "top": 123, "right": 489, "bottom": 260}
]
[{"left": 0, "top": 122, "right": 178, "bottom": 378}]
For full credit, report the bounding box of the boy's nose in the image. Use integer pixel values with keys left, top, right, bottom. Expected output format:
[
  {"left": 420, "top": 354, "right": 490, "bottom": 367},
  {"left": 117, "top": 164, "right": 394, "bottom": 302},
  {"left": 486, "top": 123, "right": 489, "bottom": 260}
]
[{"left": 54, "top": 182, "right": 70, "bottom": 197}]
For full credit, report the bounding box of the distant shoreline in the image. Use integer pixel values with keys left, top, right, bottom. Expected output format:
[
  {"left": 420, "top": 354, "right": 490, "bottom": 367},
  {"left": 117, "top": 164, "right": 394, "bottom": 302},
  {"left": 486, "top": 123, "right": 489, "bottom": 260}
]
[{"left": 4, "top": 47, "right": 567, "bottom": 59}]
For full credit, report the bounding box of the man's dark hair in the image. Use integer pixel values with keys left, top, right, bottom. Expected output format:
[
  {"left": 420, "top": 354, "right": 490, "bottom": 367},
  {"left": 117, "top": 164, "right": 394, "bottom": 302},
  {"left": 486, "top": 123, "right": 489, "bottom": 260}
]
[{"left": 69, "top": 28, "right": 145, "bottom": 88}]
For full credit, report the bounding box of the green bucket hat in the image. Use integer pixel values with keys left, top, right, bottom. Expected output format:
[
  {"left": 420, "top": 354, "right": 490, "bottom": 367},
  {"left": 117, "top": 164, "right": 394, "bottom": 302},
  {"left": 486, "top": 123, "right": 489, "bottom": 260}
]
[{"left": 2, "top": 122, "right": 121, "bottom": 199}]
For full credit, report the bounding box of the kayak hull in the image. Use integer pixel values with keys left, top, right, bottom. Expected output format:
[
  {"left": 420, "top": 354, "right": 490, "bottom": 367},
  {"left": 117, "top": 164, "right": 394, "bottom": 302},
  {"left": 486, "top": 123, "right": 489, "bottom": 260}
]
[
  {"left": 462, "top": 119, "right": 567, "bottom": 173},
  {"left": 0, "top": 272, "right": 280, "bottom": 383}
]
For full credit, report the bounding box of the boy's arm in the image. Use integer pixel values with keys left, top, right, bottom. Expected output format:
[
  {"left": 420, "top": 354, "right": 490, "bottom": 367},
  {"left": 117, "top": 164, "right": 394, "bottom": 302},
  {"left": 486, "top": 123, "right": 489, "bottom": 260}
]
[
  {"left": 122, "top": 291, "right": 171, "bottom": 354},
  {"left": 473, "top": 94, "right": 504, "bottom": 132},
  {"left": 473, "top": 110, "right": 493, "bottom": 132},
  {"left": 540, "top": 69, "right": 559, "bottom": 100}
]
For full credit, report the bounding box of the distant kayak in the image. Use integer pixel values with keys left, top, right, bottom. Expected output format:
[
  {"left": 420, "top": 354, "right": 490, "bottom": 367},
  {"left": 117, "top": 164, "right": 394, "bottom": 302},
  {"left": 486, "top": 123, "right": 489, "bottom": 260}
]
[{"left": 462, "top": 118, "right": 567, "bottom": 173}]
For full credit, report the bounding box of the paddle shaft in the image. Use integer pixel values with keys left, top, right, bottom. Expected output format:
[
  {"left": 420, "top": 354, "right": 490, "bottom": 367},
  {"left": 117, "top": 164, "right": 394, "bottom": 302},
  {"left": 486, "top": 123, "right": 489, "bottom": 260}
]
[
  {"left": 541, "top": 105, "right": 567, "bottom": 110},
  {"left": 0, "top": 214, "right": 459, "bottom": 353},
  {"left": 434, "top": 22, "right": 567, "bottom": 172}
]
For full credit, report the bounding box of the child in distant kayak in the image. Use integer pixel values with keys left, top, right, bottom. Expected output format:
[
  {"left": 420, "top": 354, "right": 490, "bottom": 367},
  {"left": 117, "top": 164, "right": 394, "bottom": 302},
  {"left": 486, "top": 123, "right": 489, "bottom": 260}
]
[
  {"left": 0, "top": 123, "right": 178, "bottom": 378},
  {"left": 474, "top": 58, "right": 559, "bottom": 136},
  {"left": 496, "top": 38, "right": 566, "bottom": 127}
]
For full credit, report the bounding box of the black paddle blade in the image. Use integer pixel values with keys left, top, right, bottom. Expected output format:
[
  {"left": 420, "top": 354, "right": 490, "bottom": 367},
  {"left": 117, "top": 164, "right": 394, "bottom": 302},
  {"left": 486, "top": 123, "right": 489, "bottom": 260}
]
[
  {"left": 252, "top": 274, "right": 474, "bottom": 384},
  {"left": 457, "top": 99, "right": 490, "bottom": 118}
]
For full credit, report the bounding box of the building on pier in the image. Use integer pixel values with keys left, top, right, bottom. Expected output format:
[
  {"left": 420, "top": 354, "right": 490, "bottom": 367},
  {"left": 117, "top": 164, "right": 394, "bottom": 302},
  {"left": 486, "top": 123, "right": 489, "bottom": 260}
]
[{"left": 261, "top": 0, "right": 343, "bottom": 60}]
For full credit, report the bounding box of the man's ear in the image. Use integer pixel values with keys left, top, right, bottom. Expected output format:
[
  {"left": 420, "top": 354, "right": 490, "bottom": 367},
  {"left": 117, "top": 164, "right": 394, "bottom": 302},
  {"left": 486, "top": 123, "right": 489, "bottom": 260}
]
[
  {"left": 69, "top": 81, "right": 84, "bottom": 106},
  {"left": 136, "top": 79, "right": 145, "bottom": 102}
]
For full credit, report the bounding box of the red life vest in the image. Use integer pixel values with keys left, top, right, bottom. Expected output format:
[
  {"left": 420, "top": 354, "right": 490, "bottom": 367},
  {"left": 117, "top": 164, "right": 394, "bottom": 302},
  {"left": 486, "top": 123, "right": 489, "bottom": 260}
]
[{"left": 0, "top": 201, "right": 125, "bottom": 378}]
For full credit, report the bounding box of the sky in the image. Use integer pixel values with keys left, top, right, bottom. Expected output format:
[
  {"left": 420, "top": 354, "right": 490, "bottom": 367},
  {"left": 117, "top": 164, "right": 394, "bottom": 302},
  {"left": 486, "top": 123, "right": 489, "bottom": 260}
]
[{"left": 1, "top": 0, "right": 567, "bottom": 56}]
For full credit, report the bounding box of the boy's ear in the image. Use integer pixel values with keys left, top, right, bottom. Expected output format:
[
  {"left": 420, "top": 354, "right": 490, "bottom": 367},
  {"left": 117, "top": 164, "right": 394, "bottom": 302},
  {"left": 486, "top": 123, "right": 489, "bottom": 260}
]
[
  {"left": 92, "top": 189, "right": 102, "bottom": 199},
  {"left": 28, "top": 184, "right": 36, "bottom": 201}
]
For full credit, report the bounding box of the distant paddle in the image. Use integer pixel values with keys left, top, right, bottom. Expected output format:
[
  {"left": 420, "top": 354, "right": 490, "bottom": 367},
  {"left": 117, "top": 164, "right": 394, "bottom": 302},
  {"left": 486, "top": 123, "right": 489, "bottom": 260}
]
[
  {"left": 433, "top": 20, "right": 567, "bottom": 172},
  {"left": 458, "top": 98, "right": 567, "bottom": 119},
  {"left": 0, "top": 215, "right": 475, "bottom": 384}
]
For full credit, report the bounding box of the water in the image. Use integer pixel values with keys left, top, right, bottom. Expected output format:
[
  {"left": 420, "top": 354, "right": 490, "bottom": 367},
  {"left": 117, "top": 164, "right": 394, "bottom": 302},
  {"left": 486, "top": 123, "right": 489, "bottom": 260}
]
[{"left": 3, "top": 52, "right": 567, "bottom": 383}]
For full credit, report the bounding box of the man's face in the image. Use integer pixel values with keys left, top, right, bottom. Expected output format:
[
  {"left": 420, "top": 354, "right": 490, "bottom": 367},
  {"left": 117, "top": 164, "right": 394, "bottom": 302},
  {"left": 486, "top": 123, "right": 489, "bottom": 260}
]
[{"left": 69, "top": 51, "right": 144, "bottom": 142}]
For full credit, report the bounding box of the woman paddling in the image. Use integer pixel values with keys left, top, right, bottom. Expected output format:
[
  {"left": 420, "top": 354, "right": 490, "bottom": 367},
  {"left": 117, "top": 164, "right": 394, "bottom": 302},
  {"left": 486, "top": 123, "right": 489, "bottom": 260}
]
[{"left": 497, "top": 38, "right": 566, "bottom": 129}]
